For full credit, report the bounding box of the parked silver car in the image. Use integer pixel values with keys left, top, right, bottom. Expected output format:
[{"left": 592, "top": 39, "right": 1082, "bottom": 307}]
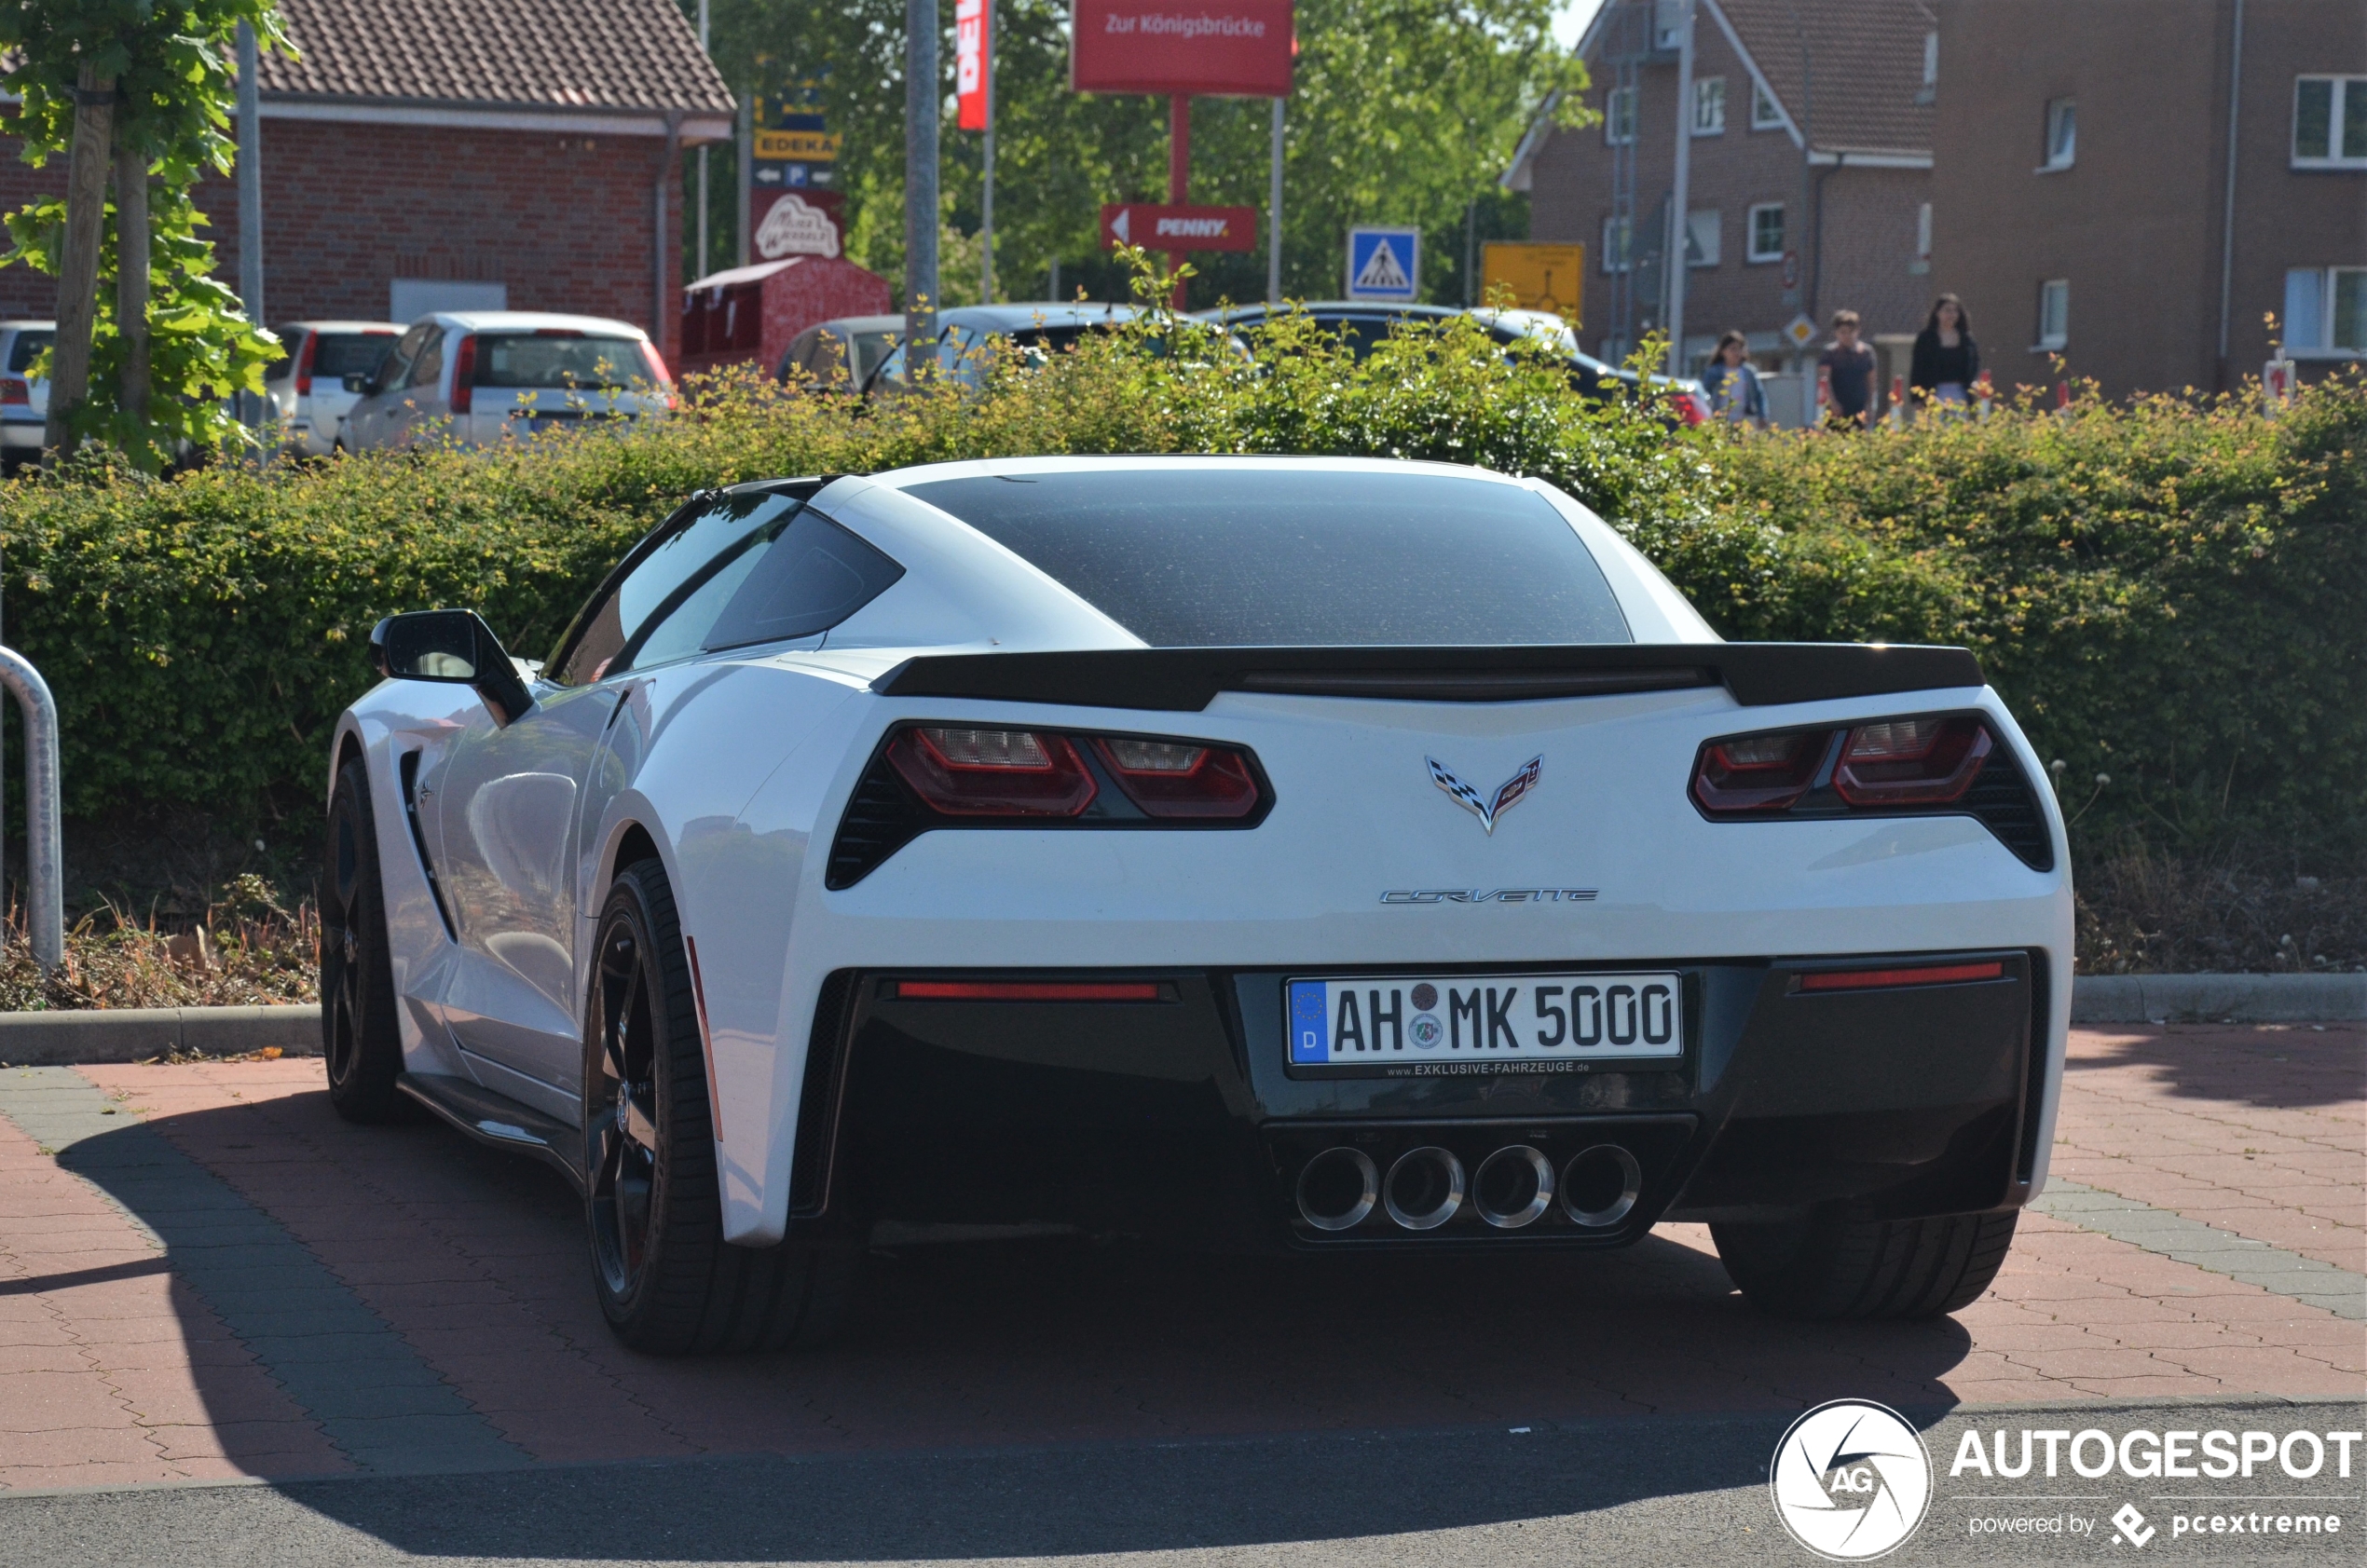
[
  {"left": 0, "top": 320, "right": 53, "bottom": 473},
  {"left": 264, "top": 320, "right": 402, "bottom": 457},
  {"left": 341, "top": 311, "right": 673, "bottom": 451},
  {"left": 777, "top": 314, "right": 903, "bottom": 391}
]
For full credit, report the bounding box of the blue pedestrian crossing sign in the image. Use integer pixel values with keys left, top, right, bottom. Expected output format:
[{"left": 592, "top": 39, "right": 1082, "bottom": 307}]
[{"left": 1346, "top": 226, "right": 1420, "bottom": 301}]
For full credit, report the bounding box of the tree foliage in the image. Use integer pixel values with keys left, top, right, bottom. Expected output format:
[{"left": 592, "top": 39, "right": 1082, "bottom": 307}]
[
  {"left": 0, "top": 0, "right": 289, "bottom": 466},
  {"left": 702, "top": 0, "right": 1588, "bottom": 305}
]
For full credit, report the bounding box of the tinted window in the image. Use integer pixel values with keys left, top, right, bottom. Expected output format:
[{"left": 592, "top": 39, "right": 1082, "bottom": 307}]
[
  {"left": 551, "top": 493, "right": 902, "bottom": 684},
  {"left": 378, "top": 323, "right": 431, "bottom": 389},
  {"left": 313, "top": 333, "right": 397, "bottom": 379},
  {"left": 904, "top": 469, "right": 1630, "bottom": 647},
  {"left": 8, "top": 330, "right": 54, "bottom": 375},
  {"left": 474, "top": 334, "right": 650, "bottom": 390}
]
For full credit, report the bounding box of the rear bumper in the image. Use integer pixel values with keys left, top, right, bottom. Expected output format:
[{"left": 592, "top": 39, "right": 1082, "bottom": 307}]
[{"left": 790, "top": 949, "right": 2051, "bottom": 1250}]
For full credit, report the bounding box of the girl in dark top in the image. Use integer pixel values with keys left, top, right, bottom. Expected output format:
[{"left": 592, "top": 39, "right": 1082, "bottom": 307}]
[{"left": 1909, "top": 293, "right": 1980, "bottom": 407}]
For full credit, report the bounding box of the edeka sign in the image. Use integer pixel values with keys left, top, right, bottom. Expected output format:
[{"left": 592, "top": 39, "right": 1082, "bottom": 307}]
[
  {"left": 1071, "top": 0, "right": 1294, "bottom": 96},
  {"left": 956, "top": 0, "right": 990, "bottom": 131},
  {"left": 1101, "top": 203, "right": 1258, "bottom": 252}
]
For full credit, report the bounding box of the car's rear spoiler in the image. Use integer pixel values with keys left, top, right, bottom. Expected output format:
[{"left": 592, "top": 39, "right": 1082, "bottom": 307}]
[{"left": 870, "top": 643, "right": 1985, "bottom": 712}]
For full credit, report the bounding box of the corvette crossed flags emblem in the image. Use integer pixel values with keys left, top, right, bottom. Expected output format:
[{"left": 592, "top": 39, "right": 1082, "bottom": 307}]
[{"left": 1426, "top": 755, "right": 1542, "bottom": 836}]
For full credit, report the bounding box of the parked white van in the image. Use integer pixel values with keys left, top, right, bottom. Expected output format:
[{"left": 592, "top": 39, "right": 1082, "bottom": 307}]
[
  {"left": 341, "top": 311, "right": 674, "bottom": 451},
  {"left": 265, "top": 320, "right": 402, "bottom": 457}
]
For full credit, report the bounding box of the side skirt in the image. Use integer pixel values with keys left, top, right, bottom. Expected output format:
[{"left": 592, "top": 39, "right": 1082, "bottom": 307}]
[{"left": 397, "top": 1070, "right": 586, "bottom": 1195}]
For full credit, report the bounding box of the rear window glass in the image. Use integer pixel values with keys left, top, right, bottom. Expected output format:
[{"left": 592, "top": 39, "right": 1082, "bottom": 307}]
[
  {"left": 473, "top": 334, "right": 650, "bottom": 390},
  {"left": 313, "top": 333, "right": 397, "bottom": 379},
  {"left": 902, "top": 468, "right": 1631, "bottom": 647},
  {"left": 7, "top": 331, "right": 52, "bottom": 374}
]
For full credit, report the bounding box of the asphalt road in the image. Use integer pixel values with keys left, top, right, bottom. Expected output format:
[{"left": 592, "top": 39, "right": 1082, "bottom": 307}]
[{"left": 2, "top": 1400, "right": 2360, "bottom": 1568}]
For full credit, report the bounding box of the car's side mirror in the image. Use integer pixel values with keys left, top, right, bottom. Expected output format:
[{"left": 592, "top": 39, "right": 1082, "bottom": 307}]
[
  {"left": 370, "top": 608, "right": 536, "bottom": 726},
  {"left": 344, "top": 373, "right": 372, "bottom": 394}
]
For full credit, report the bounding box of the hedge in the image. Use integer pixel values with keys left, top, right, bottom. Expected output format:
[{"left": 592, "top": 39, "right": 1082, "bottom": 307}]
[{"left": 0, "top": 311, "right": 2359, "bottom": 868}]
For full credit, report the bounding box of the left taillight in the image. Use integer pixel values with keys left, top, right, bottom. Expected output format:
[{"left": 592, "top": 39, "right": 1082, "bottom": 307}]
[
  {"left": 888, "top": 727, "right": 1100, "bottom": 816},
  {"left": 294, "top": 330, "right": 318, "bottom": 396},
  {"left": 447, "top": 333, "right": 476, "bottom": 415},
  {"left": 0, "top": 378, "right": 25, "bottom": 406},
  {"left": 638, "top": 342, "right": 677, "bottom": 409}
]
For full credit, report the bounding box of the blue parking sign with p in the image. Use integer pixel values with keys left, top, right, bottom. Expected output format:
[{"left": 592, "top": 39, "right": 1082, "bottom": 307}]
[
  {"left": 1346, "top": 227, "right": 1420, "bottom": 301},
  {"left": 1290, "top": 981, "right": 1330, "bottom": 1062}
]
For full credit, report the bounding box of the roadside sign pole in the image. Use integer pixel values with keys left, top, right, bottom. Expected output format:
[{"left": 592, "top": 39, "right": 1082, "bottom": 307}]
[
  {"left": 1267, "top": 97, "right": 1284, "bottom": 305},
  {"left": 1168, "top": 95, "right": 1191, "bottom": 308},
  {"left": 905, "top": 0, "right": 940, "bottom": 381},
  {"left": 696, "top": 0, "right": 710, "bottom": 278},
  {"left": 1664, "top": 0, "right": 1694, "bottom": 378},
  {"left": 236, "top": 20, "right": 265, "bottom": 444},
  {"left": 980, "top": 0, "right": 995, "bottom": 304}
]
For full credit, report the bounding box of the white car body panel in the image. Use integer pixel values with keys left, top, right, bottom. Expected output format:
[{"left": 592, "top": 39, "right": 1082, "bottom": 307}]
[{"left": 333, "top": 457, "right": 2074, "bottom": 1248}]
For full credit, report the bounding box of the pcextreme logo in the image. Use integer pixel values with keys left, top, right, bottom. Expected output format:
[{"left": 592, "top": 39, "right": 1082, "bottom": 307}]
[{"left": 1769, "top": 1400, "right": 1934, "bottom": 1561}]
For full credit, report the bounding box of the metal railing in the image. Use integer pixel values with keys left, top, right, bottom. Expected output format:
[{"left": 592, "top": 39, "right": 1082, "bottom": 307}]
[{"left": 0, "top": 646, "right": 62, "bottom": 972}]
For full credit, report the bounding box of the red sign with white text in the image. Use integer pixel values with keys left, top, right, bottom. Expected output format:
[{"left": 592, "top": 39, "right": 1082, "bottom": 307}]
[
  {"left": 1071, "top": 0, "right": 1293, "bottom": 96},
  {"left": 956, "top": 0, "right": 991, "bottom": 130},
  {"left": 1101, "top": 203, "right": 1258, "bottom": 252}
]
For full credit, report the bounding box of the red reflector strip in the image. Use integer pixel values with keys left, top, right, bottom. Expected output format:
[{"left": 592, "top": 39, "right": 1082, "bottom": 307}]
[
  {"left": 895, "top": 981, "right": 1162, "bottom": 1002},
  {"left": 1799, "top": 961, "right": 2004, "bottom": 992}
]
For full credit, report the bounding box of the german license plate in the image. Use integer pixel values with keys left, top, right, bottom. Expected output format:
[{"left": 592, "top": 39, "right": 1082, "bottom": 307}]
[{"left": 1286, "top": 973, "right": 1683, "bottom": 1074}]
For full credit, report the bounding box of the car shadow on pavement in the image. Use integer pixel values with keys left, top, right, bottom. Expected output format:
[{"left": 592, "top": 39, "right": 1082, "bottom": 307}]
[
  {"left": 2064, "top": 1023, "right": 2364, "bottom": 1111},
  {"left": 47, "top": 1079, "right": 1982, "bottom": 1548}
]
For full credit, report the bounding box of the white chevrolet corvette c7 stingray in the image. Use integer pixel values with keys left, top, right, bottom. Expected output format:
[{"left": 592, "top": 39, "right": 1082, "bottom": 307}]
[{"left": 322, "top": 456, "right": 2073, "bottom": 1353}]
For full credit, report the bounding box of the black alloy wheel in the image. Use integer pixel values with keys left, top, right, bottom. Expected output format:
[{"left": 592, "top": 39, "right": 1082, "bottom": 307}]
[
  {"left": 582, "top": 858, "right": 856, "bottom": 1354},
  {"left": 321, "top": 757, "right": 405, "bottom": 1123}
]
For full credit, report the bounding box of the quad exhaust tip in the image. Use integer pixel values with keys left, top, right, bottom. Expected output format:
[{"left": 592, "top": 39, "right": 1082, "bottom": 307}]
[
  {"left": 1561, "top": 1144, "right": 1642, "bottom": 1228},
  {"left": 1472, "top": 1144, "right": 1556, "bottom": 1229},
  {"left": 1295, "top": 1146, "right": 1379, "bottom": 1232},
  {"left": 1383, "top": 1146, "right": 1466, "bottom": 1231}
]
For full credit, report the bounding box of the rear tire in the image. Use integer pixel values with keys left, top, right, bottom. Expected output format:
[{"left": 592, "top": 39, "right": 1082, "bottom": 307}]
[
  {"left": 321, "top": 757, "right": 406, "bottom": 1123},
  {"left": 1711, "top": 1209, "right": 2018, "bottom": 1321},
  {"left": 583, "top": 858, "right": 856, "bottom": 1354}
]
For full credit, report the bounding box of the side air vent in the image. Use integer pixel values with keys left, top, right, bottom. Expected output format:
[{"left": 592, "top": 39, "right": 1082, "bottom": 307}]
[
  {"left": 397, "top": 750, "right": 458, "bottom": 939},
  {"left": 1961, "top": 750, "right": 2055, "bottom": 872},
  {"left": 824, "top": 763, "right": 931, "bottom": 891},
  {"left": 788, "top": 970, "right": 855, "bottom": 1216}
]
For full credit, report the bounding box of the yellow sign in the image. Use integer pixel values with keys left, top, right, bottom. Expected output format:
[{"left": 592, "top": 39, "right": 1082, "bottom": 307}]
[
  {"left": 756, "top": 130, "right": 841, "bottom": 162},
  {"left": 1481, "top": 241, "right": 1585, "bottom": 324}
]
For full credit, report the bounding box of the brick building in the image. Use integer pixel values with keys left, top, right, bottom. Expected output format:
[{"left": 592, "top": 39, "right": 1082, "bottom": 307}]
[
  {"left": 0, "top": 0, "right": 733, "bottom": 366},
  {"left": 1508, "top": 0, "right": 1938, "bottom": 413},
  {"left": 1928, "top": 0, "right": 2366, "bottom": 401}
]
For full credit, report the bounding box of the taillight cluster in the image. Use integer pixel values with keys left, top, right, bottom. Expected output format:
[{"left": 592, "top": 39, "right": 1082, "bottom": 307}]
[
  {"left": 828, "top": 723, "right": 1270, "bottom": 888},
  {"left": 886, "top": 725, "right": 1261, "bottom": 820},
  {"left": 294, "top": 331, "right": 318, "bottom": 396},
  {"left": 1691, "top": 715, "right": 2049, "bottom": 868},
  {"left": 0, "top": 377, "right": 28, "bottom": 406},
  {"left": 448, "top": 333, "right": 478, "bottom": 415}
]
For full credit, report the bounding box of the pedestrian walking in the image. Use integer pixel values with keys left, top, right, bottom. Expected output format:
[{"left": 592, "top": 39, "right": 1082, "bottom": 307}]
[
  {"left": 1909, "top": 293, "right": 1981, "bottom": 411},
  {"left": 1701, "top": 331, "right": 1767, "bottom": 428},
  {"left": 1816, "top": 310, "right": 1878, "bottom": 429}
]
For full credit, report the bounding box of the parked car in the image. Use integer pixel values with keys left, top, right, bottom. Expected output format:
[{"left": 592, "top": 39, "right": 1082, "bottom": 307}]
[
  {"left": 864, "top": 303, "right": 1152, "bottom": 393},
  {"left": 341, "top": 311, "right": 674, "bottom": 451},
  {"left": 263, "top": 320, "right": 402, "bottom": 457},
  {"left": 330, "top": 455, "right": 2070, "bottom": 1354},
  {"left": 777, "top": 314, "right": 904, "bottom": 392},
  {"left": 0, "top": 320, "right": 53, "bottom": 473},
  {"left": 1197, "top": 302, "right": 1710, "bottom": 424}
]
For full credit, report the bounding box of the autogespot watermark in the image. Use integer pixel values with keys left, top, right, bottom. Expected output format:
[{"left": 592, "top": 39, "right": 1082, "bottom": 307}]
[{"left": 1769, "top": 1400, "right": 1934, "bottom": 1561}]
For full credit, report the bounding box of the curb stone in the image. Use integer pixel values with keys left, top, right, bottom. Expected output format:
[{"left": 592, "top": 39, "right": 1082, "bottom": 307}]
[{"left": 0, "top": 971, "right": 2353, "bottom": 1066}]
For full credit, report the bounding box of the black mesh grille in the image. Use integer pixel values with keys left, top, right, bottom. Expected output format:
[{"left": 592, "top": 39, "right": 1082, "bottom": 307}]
[
  {"left": 824, "top": 759, "right": 928, "bottom": 890},
  {"left": 788, "top": 970, "right": 855, "bottom": 1216},
  {"left": 1962, "top": 749, "right": 2055, "bottom": 871}
]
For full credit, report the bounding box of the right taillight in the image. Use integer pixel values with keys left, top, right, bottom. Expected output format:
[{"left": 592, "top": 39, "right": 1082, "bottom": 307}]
[
  {"left": 1689, "top": 713, "right": 2051, "bottom": 869},
  {"left": 1092, "top": 736, "right": 1260, "bottom": 819},
  {"left": 0, "top": 378, "right": 27, "bottom": 406}
]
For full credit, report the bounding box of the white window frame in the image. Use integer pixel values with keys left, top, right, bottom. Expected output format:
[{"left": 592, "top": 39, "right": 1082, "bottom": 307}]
[
  {"left": 1685, "top": 209, "right": 1721, "bottom": 267},
  {"left": 2042, "top": 97, "right": 2077, "bottom": 170},
  {"left": 1605, "top": 85, "right": 1637, "bottom": 145},
  {"left": 1746, "top": 203, "right": 1786, "bottom": 263},
  {"left": 1917, "top": 202, "right": 1933, "bottom": 260},
  {"left": 1916, "top": 31, "right": 1937, "bottom": 104},
  {"left": 2282, "top": 266, "right": 2367, "bottom": 355},
  {"left": 1601, "top": 215, "right": 1633, "bottom": 274},
  {"left": 1751, "top": 78, "right": 1785, "bottom": 130},
  {"left": 1692, "top": 76, "right": 1726, "bottom": 136},
  {"left": 2036, "top": 279, "right": 2070, "bottom": 350},
  {"left": 2291, "top": 76, "right": 2367, "bottom": 169}
]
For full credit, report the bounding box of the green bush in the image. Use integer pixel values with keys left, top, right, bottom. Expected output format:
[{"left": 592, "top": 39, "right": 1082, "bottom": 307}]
[{"left": 0, "top": 311, "right": 2358, "bottom": 871}]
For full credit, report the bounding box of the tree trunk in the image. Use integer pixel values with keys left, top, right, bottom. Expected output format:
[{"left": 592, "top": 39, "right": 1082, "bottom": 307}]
[
  {"left": 114, "top": 143, "right": 151, "bottom": 428},
  {"left": 46, "top": 66, "right": 116, "bottom": 462}
]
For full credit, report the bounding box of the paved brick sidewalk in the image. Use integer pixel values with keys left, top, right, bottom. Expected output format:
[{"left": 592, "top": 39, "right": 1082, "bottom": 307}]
[{"left": 0, "top": 1025, "right": 2357, "bottom": 1491}]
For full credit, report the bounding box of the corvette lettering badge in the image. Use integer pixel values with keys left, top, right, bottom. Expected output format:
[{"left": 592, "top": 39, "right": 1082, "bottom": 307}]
[{"left": 1427, "top": 754, "right": 1541, "bottom": 836}]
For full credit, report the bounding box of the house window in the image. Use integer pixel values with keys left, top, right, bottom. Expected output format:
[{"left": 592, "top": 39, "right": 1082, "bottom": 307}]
[
  {"left": 2043, "top": 98, "right": 2077, "bottom": 170},
  {"left": 1747, "top": 203, "right": 1786, "bottom": 263},
  {"left": 1917, "top": 31, "right": 1937, "bottom": 104},
  {"left": 2292, "top": 77, "right": 2367, "bottom": 168},
  {"left": 1601, "top": 216, "right": 1633, "bottom": 273},
  {"left": 1751, "top": 79, "right": 1785, "bottom": 130},
  {"left": 1911, "top": 201, "right": 1933, "bottom": 274},
  {"left": 1693, "top": 77, "right": 1726, "bottom": 136},
  {"left": 2036, "top": 279, "right": 2070, "bottom": 349},
  {"left": 1684, "top": 209, "right": 1721, "bottom": 267},
  {"left": 2282, "top": 267, "right": 2367, "bottom": 353},
  {"left": 1605, "top": 85, "right": 1636, "bottom": 145}
]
